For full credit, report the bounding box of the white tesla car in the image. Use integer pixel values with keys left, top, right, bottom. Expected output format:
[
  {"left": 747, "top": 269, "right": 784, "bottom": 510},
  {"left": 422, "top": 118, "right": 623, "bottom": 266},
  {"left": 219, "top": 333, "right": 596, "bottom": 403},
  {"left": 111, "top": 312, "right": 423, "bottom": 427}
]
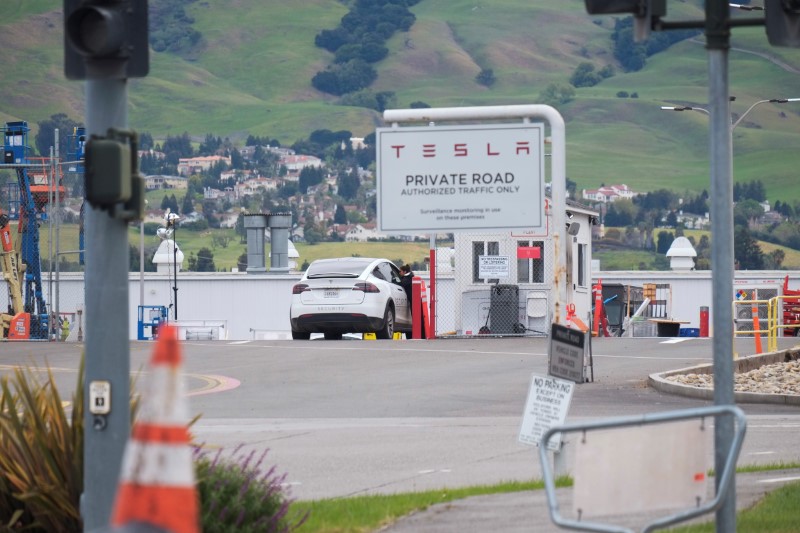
[{"left": 289, "top": 257, "right": 412, "bottom": 340}]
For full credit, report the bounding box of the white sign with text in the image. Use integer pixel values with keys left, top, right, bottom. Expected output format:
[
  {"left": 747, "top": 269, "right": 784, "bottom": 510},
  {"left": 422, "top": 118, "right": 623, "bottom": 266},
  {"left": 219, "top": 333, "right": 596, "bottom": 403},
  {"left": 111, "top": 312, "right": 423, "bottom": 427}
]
[
  {"left": 376, "top": 123, "right": 545, "bottom": 232},
  {"left": 478, "top": 255, "right": 511, "bottom": 279},
  {"left": 519, "top": 373, "right": 574, "bottom": 451}
]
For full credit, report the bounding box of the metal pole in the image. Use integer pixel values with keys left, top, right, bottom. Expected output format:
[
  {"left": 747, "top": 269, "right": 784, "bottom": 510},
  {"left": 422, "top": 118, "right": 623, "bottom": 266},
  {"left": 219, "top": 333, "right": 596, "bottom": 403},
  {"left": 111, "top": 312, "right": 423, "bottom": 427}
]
[
  {"left": 706, "top": 0, "right": 736, "bottom": 530},
  {"left": 54, "top": 129, "right": 61, "bottom": 339},
  {"left": 83, "top": 78, "right": 130, "bottom": 530},
  {"left": 48, "top": 145, "right": 55, "bottom": 340},
  {"left": 139, "top": 221, "right": 144, "bottom": 307},
  {"left": 173, "top": 226, "right": 178, "bottom": 320}
]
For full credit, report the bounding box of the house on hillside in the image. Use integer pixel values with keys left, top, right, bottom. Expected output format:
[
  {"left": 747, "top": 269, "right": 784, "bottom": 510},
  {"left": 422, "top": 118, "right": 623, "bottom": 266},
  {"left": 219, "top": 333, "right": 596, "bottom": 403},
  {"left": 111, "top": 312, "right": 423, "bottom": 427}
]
[
  {"left": 582, "top": 184, "right": 637, "bottom": 203},
  {"left": 281, "top": 154, "right": 323, "bottom": 174},
  {"left": 345, "top": 223, "right": 383, "bottom": 242},
  {"left": 144, "top": 175, "right": 187, "bottom": 191},
  {"left": 177, "top": 155, "right": 231, "bottom": 176},
  {"left": 234, "top": 177, "right": 278, "bottom": 198}
]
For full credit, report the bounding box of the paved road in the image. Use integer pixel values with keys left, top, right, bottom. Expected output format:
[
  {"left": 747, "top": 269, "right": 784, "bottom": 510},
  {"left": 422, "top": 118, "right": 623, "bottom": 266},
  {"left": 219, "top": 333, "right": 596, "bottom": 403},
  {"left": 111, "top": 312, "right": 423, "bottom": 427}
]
[{"left": 3, "top": 336, "right": 799, "bottom": 530}]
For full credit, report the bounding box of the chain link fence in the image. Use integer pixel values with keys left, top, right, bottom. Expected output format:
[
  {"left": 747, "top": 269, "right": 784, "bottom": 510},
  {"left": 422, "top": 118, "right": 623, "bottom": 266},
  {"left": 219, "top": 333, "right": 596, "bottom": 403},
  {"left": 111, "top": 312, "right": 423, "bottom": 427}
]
[{"left": 431, "top": 232, "right": 554, "bottom": 338}]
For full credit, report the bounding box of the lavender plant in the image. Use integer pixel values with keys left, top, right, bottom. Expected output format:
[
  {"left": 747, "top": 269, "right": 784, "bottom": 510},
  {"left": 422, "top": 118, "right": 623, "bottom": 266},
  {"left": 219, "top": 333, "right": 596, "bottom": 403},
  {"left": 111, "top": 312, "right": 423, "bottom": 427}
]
[{"left": 194, "top": 444, "right": 308, "bottom": 533}]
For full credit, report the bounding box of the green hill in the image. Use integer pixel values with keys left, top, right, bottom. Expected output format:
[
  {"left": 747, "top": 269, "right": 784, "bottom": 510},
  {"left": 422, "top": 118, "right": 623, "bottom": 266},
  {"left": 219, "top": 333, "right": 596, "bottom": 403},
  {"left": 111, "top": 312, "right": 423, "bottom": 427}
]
[{"left": 3, "top": 0, "right": 800, "bottom": 201}]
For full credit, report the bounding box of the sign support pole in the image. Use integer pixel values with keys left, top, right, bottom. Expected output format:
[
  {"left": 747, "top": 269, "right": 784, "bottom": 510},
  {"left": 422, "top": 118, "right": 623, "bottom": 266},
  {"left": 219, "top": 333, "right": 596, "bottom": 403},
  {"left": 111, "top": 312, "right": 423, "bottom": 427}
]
[{"left": 83, "top": 79, "right": 131, "bottom": 530}]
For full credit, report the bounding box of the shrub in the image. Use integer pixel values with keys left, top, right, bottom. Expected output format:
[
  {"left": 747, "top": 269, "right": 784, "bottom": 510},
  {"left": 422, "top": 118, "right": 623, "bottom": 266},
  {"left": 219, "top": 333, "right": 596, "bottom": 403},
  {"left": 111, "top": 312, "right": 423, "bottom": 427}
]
[
  {"left": 0, "top": 360, "right": 85, "bottom": 532},
  {"left": 195, "top": 445, "right": 307, "bottom": 533}
]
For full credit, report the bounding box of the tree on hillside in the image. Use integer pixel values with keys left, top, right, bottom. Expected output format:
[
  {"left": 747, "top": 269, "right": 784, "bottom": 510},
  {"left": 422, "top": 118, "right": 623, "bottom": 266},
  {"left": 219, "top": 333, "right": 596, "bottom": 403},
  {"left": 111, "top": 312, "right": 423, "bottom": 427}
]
[
  {"left": 337, "top": 169, "right": 360, "bottom": 201},
  {"left": 161, "top": 194, "right": 179, "bottom": 213},
  {"left": 734, "top": 226, "right": 764, "bottom": 270},
  {"left": 656, "top": 231, "right": 674, "bottom": 254},
  {"left": 181, "top": 193, "right": 194, "bottom": 215},
  {"left": 162, "top": 132, "right": 194, "bottom": 166},
  {"left": 312, "top": 0, "right": 419, "bottom": 96},
  {"left": 733, "top": 199, "right": 764, "bottom": 228},
  {"left": 149, "top": 0, "right": 203, "bottom": 57},
  {"left": 334, "top": 204, "right": 347, "bottom": 224},
  {"left": 198, "top": 133, "right": 222, "bottom": 155},
  {"left": 765, "top": 249, "right": 786, "bottom": 270},
  {"left": 298, "top": 166, "right": 325, "bottom": 193},
  {"left": 569, "top": 62, "right": 613, "bottom": 88},
  {"left": 189, "top": 247, "right": 216, "bottom": 272},
  {"left": 36, "top": 114, "right": 81, "bottom": 158},
  {"left": 538, "top": 83, "right": 574, "bottom": 106},
  {"left": 733, "top": 180, "right": 766, "bottom": 202},
  {"left": 476, "top": 68, "right": 496, "bottom": 87}
]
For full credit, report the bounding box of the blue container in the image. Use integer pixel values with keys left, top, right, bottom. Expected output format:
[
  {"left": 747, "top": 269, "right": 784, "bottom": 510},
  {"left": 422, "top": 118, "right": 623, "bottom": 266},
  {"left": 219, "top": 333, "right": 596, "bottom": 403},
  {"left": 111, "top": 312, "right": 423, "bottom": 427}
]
[{"left": 679, "top": 327, "right": 700, "bottom": 337}]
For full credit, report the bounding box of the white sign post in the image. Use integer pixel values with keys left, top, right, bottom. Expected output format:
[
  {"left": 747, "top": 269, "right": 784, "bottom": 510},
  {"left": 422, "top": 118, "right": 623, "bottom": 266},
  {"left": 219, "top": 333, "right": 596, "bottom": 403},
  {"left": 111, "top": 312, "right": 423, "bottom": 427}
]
[
  {"left": 519, "top": 373, "right": 575, "bottom": 451},
  {"left": 376, "top": 123, "right": 545, "bottom": 232}
]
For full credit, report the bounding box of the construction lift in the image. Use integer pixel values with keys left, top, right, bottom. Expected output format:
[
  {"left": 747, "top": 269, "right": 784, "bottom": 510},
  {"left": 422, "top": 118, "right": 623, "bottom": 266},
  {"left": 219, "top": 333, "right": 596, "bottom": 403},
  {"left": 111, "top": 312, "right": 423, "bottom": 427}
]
[{"left": 1, "top": 121, "right": 63, "bottom": 339}]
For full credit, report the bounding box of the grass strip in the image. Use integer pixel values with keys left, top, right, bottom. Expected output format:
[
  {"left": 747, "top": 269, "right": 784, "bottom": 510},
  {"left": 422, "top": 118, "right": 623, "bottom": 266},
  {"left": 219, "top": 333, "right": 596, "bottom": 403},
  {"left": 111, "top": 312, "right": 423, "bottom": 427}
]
[
  {"left": 292, "top": 464, "right": 800, "bottom": 533},
  {"left": 668, "top": 482, "right": 800, "bottom": 532},
  {"left": 292, "top": 478, "right": 571, "bottom": 533}
]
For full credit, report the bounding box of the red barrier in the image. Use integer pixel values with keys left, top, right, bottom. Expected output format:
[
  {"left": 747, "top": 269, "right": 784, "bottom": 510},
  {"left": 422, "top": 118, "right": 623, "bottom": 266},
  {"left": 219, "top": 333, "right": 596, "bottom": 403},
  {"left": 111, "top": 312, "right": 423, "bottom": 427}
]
[
  {"left": 699, "top": 306, "right": 709, "bottom": 337},
  {"left": 412, "top": 277, "right": 422, "bottom": 340},
  {"left": 420, "top": 279, "right": 432, "bottom": 339},
  {"left": 429, "top": 249, "right": 436, "bottom": 337},
  {"left": 592, "top": 280, "right": 603, "bottom": 337},
  {"left": 751, "top": 303, "right": 763, "bottom": 354}
]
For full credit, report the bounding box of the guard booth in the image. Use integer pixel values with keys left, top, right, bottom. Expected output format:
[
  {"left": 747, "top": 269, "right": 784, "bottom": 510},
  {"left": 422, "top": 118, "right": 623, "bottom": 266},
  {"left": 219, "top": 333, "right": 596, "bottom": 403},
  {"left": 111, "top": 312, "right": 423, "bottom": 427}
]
[{"left": 449, "top": 200, "right": 597, "bottom": 336}]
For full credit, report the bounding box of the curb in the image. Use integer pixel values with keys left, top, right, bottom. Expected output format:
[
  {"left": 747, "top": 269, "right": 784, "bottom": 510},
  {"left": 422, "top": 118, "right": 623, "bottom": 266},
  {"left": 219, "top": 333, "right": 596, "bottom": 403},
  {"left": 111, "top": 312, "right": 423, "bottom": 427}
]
[{"left": 648, "top": 348, "right": 800, "bottom": 406}]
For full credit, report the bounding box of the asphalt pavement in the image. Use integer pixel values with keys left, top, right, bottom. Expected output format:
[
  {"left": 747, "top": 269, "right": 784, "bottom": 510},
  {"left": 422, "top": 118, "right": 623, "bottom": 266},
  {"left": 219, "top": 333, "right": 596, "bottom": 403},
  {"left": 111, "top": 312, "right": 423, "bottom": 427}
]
[{"left": 2, "top": 336, "right": 799, "bottom": 531}]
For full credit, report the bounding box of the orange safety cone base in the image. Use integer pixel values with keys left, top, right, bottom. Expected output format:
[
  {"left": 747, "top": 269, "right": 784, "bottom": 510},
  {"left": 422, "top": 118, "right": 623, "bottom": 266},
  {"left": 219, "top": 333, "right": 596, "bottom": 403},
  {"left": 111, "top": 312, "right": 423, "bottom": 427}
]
[{"left": 112, "top": 485, "right": 199, "bottom": 533}]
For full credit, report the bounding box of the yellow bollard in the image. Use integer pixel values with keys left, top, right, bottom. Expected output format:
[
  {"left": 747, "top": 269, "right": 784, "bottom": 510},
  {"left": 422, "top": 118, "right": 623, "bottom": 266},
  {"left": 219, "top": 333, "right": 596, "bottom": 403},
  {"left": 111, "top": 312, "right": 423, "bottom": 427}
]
[
  {"left": 393, "top": 332, "right": 405, "bottom": 340},
  {"left": 363, "top": 333, "right": 376, "bottom": 340}
]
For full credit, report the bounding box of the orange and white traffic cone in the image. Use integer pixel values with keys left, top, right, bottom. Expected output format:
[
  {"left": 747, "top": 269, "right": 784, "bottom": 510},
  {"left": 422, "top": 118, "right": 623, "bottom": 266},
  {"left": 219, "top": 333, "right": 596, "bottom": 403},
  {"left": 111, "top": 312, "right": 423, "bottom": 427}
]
[{"left": 111, "top": 325, "right": 200, "bottom": 533}]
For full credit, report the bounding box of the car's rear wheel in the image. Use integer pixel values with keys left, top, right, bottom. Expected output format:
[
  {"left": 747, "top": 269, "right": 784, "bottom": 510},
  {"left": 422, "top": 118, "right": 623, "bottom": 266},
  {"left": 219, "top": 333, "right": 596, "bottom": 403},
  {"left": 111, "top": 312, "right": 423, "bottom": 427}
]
[
  {"left": 377, "top": 304, "right": 395, "bottom": 339},
  {"left": 292, "top": 330, "right": 311, "bottom": 340},
  {"left": 324, "top": 332, "right": 343, "bottom": 340}
]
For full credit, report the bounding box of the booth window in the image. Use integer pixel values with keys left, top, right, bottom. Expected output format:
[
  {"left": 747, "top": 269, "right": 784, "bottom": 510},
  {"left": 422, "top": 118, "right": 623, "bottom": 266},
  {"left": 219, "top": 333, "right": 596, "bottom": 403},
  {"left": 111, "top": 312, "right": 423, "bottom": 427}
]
[
  {"left": 577, "top": 243, "right": 586, "bottom": 287},
  {"left": 517, "top": 240, "right": 544, "bottom": 283},
  {"left": 473, "top": 240, "right": 500, "bottom": 283}
]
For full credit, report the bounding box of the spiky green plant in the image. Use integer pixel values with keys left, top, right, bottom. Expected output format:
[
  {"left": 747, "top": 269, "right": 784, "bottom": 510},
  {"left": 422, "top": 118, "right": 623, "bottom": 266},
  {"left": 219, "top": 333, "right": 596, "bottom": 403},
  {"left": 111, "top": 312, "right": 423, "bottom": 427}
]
[{"left": 0, "top": 358, "right": 85, "bottom": 532}]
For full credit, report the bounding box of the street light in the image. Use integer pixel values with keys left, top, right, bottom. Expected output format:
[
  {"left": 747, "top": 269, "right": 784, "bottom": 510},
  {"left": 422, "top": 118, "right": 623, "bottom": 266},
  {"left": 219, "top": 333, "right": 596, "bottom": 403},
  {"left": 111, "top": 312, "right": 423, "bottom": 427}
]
[
  {"left": 661, "top": 105, "right": 710, "bottom": 115},
  {"left": 661, "top": 97, "right": 800, "bottom": 130},
  {"left": 731, "top": 97, "right": 800, "bottom": 129}
]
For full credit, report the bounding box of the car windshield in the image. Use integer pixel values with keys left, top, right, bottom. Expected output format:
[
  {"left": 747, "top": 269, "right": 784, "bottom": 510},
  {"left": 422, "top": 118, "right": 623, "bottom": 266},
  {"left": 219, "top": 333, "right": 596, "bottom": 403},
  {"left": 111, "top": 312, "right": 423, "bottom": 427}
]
[{"left": 306, "top": 259, "right": 372, "bottom": 278}]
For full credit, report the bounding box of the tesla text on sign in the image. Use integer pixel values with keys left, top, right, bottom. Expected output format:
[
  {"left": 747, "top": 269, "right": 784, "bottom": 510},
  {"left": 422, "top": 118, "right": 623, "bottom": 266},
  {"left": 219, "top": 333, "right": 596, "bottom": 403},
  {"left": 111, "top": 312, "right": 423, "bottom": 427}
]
[{"left": 376, "top": 123, "right": 545, "bottom": 232}]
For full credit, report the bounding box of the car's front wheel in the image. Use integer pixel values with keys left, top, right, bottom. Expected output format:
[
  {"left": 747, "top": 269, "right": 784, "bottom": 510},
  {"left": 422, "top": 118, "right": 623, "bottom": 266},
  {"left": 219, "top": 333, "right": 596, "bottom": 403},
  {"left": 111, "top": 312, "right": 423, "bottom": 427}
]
[
  {"left": 292, "top": 330, "right": 311, "bottom": 340},
  {"left": 377, "top": 304, "right": 395, "bottom": 339}
]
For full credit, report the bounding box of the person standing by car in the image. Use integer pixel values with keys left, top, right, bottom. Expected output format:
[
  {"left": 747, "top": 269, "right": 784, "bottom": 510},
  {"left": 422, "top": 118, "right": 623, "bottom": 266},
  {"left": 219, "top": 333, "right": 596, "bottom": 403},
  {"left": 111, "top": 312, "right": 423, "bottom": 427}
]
[{"left": 399, "top": 264, "right": 414, "bottom": 307}]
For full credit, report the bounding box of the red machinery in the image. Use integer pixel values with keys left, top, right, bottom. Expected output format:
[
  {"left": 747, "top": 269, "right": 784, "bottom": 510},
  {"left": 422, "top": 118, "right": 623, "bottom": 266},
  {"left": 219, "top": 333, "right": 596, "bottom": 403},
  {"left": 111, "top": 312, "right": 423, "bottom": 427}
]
[{"left": 783, "top": 276, "right": 800, "bottom": 336}]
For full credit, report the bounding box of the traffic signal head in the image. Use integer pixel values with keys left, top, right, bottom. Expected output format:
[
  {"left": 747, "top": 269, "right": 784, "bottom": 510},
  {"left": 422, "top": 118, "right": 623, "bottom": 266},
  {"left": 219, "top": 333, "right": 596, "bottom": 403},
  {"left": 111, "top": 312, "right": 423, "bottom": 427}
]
[
  {"left": 766, "top": 0, "right": 800, "bottom": 47},
  {"left": 64, "top": 0, "right": 149, "bottom": 80},
  {"left": 584, "top": 0, "right": 666, "bottom": 42}
]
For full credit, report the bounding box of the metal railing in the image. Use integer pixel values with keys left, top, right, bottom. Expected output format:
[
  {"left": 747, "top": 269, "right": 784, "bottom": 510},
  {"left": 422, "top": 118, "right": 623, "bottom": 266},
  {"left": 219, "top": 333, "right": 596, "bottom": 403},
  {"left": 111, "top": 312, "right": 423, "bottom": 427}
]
[
  {"left": 539, "top": 405, "right": 747, "bottom": 533},
  {"left": 732, "top": 294, "right": 800, "bottom": 353}
]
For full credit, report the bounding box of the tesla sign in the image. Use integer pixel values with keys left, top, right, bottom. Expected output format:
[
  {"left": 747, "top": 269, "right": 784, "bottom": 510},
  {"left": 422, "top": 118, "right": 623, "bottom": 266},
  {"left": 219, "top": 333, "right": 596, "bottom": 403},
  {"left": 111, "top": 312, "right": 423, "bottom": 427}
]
[{"left": 376, "top": 123, "right": 545, "bottom": 232}]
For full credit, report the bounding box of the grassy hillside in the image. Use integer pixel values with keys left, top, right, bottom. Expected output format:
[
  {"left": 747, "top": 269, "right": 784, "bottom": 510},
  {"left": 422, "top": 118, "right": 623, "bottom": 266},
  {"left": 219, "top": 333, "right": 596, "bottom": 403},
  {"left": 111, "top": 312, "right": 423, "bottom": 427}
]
[{"left": 2, "top": 1, "right": 800, "bottom": 200}]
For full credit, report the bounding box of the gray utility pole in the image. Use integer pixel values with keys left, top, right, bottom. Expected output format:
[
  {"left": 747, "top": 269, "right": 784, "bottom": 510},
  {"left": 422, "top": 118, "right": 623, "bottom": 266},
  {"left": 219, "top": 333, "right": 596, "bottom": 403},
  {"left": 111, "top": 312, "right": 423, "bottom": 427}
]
[
  {"left": 706, "top": 0, "right": 736, "bottom": 530},
  {"left": 64, "top": 0, "right": 150, "bottom": 528},
  {"left": 83, "top": 79, "right": 131, "bottom": 530}
]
